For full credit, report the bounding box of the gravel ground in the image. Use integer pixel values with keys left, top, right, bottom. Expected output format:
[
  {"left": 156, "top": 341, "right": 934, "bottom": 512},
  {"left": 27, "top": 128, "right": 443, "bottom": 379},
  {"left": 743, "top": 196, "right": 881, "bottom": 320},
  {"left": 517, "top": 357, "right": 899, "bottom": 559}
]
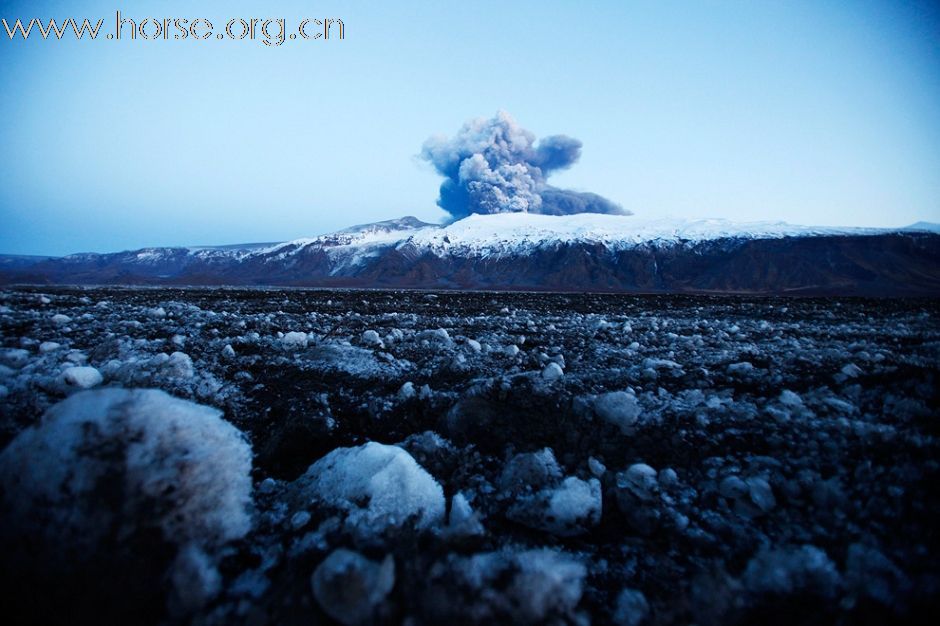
[{"left": 0, "top": 287, "right": 937, "bottom": 625}]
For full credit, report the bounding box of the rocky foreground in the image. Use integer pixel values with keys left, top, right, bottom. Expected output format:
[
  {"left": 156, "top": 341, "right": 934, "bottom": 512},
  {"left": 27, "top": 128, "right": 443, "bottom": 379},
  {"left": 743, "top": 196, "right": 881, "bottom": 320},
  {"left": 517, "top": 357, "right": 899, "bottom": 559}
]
[{"left": 0, "top": 287, "right": 938, "bottom": 625}]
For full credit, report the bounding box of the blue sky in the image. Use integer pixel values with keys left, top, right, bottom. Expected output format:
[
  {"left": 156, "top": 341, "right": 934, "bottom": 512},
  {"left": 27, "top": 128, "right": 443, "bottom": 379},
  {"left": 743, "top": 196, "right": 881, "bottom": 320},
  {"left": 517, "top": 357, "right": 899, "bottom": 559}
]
[{"left": 1, "top": 0, "right": 938, "bottom": 255}]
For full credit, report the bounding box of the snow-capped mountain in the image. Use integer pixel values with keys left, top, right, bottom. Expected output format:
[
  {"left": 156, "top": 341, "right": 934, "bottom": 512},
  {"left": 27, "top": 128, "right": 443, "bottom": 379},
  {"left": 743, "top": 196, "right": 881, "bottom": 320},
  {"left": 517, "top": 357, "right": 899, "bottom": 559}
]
[{"left": 2, "top": 214, "right": 938, "bottom": 295}]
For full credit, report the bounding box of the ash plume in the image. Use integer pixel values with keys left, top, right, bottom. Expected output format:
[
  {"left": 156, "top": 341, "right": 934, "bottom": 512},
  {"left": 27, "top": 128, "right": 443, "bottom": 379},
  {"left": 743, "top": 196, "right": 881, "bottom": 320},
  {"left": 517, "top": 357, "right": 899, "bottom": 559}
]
[{"left": 420, "top": 111, "right": 627, "bottom": 219}]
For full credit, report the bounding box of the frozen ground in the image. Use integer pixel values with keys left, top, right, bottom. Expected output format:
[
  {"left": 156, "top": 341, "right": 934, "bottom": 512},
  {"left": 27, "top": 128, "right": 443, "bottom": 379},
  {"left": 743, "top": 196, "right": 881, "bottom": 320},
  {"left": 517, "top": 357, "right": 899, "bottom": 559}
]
[{"left": 0, "top": 287, "right": 938, "bottom": 625}]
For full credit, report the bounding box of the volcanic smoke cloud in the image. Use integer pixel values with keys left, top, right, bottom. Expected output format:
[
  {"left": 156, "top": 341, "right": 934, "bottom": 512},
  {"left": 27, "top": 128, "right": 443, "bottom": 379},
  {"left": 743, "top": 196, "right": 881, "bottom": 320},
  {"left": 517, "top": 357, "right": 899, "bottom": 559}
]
[{"left": 421, "top": 111, "right": 628, "bottom": 219}]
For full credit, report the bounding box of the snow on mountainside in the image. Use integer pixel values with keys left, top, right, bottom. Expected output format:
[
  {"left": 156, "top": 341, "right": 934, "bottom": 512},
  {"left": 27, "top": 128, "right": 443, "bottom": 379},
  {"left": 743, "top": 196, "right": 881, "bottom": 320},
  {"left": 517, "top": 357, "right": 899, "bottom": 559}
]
[
  {"left": 18, "top": 213, "right": 904, "bottom": 264},
  {"left": 1, "top": 213, "right": 937, "bottom": 295},
  {"left": 902, "top": 221, "right": 940, "bottom": 233},
  {"left": 260, "top": 213, "right": 884, "bottom": 260},
  {"left": 259, "top": 217, "right": 436, "bottom": 259},
  {"left": 404, "top": 213, "right": 884, "bottom": 255}
]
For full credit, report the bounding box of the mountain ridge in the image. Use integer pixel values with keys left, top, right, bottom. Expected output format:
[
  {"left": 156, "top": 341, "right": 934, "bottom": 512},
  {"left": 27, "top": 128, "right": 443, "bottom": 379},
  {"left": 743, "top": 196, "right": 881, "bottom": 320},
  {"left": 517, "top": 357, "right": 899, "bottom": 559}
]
[{"left": 2, "top": 214, "right": 938, "bottom": 295}]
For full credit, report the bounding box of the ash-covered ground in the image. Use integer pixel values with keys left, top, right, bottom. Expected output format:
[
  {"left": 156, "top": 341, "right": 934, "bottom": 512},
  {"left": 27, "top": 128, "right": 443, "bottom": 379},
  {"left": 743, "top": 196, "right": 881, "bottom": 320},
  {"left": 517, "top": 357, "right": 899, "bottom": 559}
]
[{"left": 0, "top": 287, "right": 938, "bottom": 626}]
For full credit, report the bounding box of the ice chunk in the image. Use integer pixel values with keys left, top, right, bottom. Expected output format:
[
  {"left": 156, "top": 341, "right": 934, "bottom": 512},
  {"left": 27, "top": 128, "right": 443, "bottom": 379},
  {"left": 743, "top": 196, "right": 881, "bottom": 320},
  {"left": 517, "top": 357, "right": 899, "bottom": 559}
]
[
  {"left": 311, "top": 549, "right": 395, "bottom": 626},
  {"left": 0, "top": 389, "right": 253, "bottom": 609},
  {"left": 500, "top": 448, "right": 563, "bottom": 493},
  {"left": 166, "top": 351, "right": 195, "bottom": 378},
  {"left": 0, "top": 388, "right": 252, "bottom": 549},
  {"left": 361, "top": 329, "right": 384, "bottom": 348},
  {"left": 541, "top": 362, "right": 564, "bottom": 381},
  {"left": 511, "top": 550, "right": 587, "bottom": 623},
  {"left": 168, "top": 545, "right": 222, "bottom": 615},
  {"left": 658, "top": 468, "right": 679, "bottom": 488},
  {"left": 448, "top": 492, "right": 485, "bottom": 537},
  {"left": 62, "top": 366, "right": 103, "bottom": 390},
  {"left": 398, "top": 381, "right": 417, "bottom": 400},
  {"left": 742, "top": 544, "right": 841, "bottom": 599},
  {"left": 293, "top": 441, "right": 445, "bottom": 536},
  {"left": 618, "top": 463, "right": 659, "bottom": 502},
  {"left": 65, "top": 350, "right": 86, "bottom": 364},
  {"left": 594, "top": 391, "right": 641, "bottom": 433},
  {"left": 613, "top": 588, "right": 650, "bottom": 626},
  {"left": 841, "top": 363, "right": 863, "bottom": 379},
  {"left": 281, "top": 331, "right": 309, "bottom": 348},
  {"left": 728, "top": 361, "right": 754, "bottom": 374},
  {"left": 0, "top": 348, "right": 31, "bottom": 368},
  {"left": 538, "top": 477, "right": 602, "bottom": 536},
  {"left": 779, "top": 390, "right": 803, "bottom": 407},
  {"left": 433, "top": 549, "right": 586, "bottom": 623},
  {"left": 508, "top": 476, "right": 602, "bottom": 536},
  {"left": 503, "top": 448, "right": 601, "bottom": 536},
  {"left": 844, "top": 543, "right": 909, "bottom": 608},
  {"left": 419, "top": 328, "right": 454, "bottom": 348},
  {"left": 430, "top": 328, "right": 451, "bottom": 341},
  {"left": 222, "top": 344, "right": 236, "bottom": 358},
  {"left": 39, "top": 341, "right": 62, "bottom": 354},
  {"left": 746, "top": 477, "right": 776, "bottom": 513},
  {"left": 719, "top": 475, "right": 749, "bottom": 499},
  {"left": 642, "top": 357, "right": 682, "bottom": 370},
  {"left": 615, "top": 464, "right": 661, "bottom": 534},
  {"left": 291, "top": 510, "right": 312, "bottom": 530},
  {"left": 51, "top": 313, "right": 71, "bottom": 325}
]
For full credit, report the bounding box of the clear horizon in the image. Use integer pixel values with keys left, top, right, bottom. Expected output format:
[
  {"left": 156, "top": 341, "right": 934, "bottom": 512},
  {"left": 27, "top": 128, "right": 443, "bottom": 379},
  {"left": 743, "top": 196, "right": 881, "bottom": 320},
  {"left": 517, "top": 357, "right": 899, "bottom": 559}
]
[{"left": 2, "top": 0, "right": 939, "bottom": 256}]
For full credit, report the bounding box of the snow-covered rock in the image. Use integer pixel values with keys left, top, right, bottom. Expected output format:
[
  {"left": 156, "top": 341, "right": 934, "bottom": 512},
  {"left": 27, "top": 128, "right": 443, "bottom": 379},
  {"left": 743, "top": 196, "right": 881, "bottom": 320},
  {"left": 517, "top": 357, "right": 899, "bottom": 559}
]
[
  {"left": 281, "top": 331, "right": 309, "bottom": 348},
  {"left": 0, "top": 348, "right": 30, "bottom": 368},
  {"left": 615, "top": 463, "right": 662, "bottom": 534},
  {"left": 447, "top": 492, "right": 485, "bottom": 537},
  {"left": 361, "top": 329, "right": 384, "bottom": 348},
  {"left": 619, "top": 464, "right": 659, "bottom": 502},
  {"left": 427, "top": 549, "right": 587, "bottom": 624},
  {"left": 311, "top": 549, "right": 395, "bottom": 626},
  {"left": 742, "top": 544, "right": 841, "bottom": 599},
  {"left": 613, "top": 588, "right": 650, "bottom": 626},
  {"left": 0, "top": 388, "right": 253, "bottom": 611},
  {"left": 541, "top": 362, "right": 564, "bottom": 381},
  {"left": 779, "top": 390, "right": 803, "bottom": 407},
  {"left": 500, "top": 448, "right": 563, "bottom": 493},
  {"left": 292, "top": 442, "right": 445, "bottom": 536},
  {"left": 39, "top": 341, "right": 62, "bottom": 354},
  {"left": 61, "top": 366, "right": 103, "bottom": 390},
  {"left": 165, "top": 351, "right": 195, "bottom": 378},
  {"left": 509, "top": 476, "right": 602, "bottom": 536},
  {"left": 594, "top": 391, "right": 641, "bottom": 433},
  {"left": 720, "top": 474, "right": 776, "bottom": 516},
  {"left": 398, "top": 381, "right": 417, "bottom": 400}
]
